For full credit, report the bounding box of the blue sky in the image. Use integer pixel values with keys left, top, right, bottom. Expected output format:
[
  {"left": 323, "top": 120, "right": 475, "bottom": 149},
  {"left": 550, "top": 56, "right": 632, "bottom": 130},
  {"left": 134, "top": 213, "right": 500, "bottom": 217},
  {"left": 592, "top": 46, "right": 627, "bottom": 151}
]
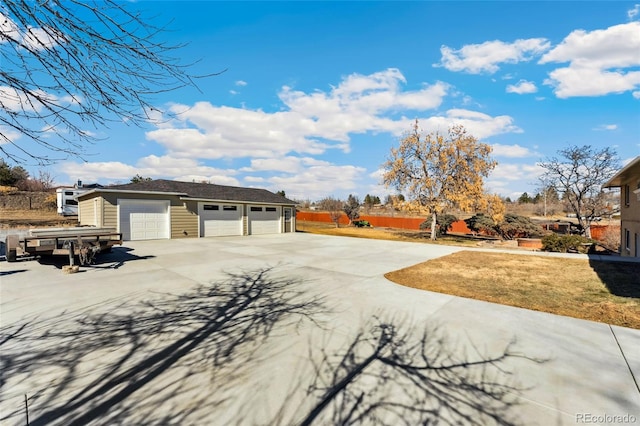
[{"left": 5, "top": 1, "right": 640, "bottom": 201}]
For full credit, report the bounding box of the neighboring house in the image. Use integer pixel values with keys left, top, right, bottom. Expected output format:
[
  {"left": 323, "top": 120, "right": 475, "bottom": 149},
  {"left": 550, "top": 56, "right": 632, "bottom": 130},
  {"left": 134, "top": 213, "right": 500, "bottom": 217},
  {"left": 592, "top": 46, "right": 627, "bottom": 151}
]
[
  {"left": 604, "top": 156, "right": 640, "bottom": 258},
  {"left": 77, "top": 179, "right": 296, "bottom": 241}
]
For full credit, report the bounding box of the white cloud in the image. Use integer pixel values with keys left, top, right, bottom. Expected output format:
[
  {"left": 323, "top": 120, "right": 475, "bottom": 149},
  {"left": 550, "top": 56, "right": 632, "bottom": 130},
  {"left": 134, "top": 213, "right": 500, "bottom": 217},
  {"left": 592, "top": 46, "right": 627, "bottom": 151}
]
[
  {"left": 0, "top": 85, "right": 80, "bottom": 114},
  {"left": 491, "top": 143, "right": 535, "bottom": 158},
  {"left": 417, "top": 109, "right": 522, "bottom": 139},
  {"left": 489, "top": 162, "right": 543, "bottom": 182},
  {"left": 229, "top": 90, "right": 238, "bottom": 95},
  {"left": 0, "top": 13, "right": 61, "bottom": 51},
  {"left": 628, "top": 4, "right": 640, "bottom": 20},
  {"left": 593, "top": 124, "right": 618, "bottom": 131},
  {"left": 61, "top": 155, "right": 239, "bottom": 186},
  {"left": 235, "top": 80, "right": 248, "bottom": 86},
  {"left": 146, "top": 69, "right": 465, "bottom": 160},
  {"left": 506, "top": 80, "right": 538, "bottom": 94},
  {"left": 435, "top": 38, "right": 551, "bottom": 74},
  {"left": 633, "top": 91, "right": 640, "bottom": 99},
  {"left": 541, "top": 22, "right": 640, "bottom": 69},
  {"left": 0, "top": 86, "right": 47, "bottom": 113},
  {"left": 60, "top": 68, "right": 525, "bottom": 197},
  {"left": 146, "top": 69, "right": 522, "bottom": 162},
  {"left": 0, "top": 126, "right": 21, "bottom": 144},
  {"left": 238, "top": 156, "right": 366, "bottom": 199},
  {"left": 486, "top": 162, "right": 544, "bottom": 196},
  {"left": 266, "top": 163, "right": 366, "bottom": 200},
  {"left": 543, "top": 67, "right": 640, "bottom": 98},
  {"left": 240, "top": 156, "right": 327, "bottom": 173},
  {"left": 540, "top": 22, "right": 640, "bottom": 97}
]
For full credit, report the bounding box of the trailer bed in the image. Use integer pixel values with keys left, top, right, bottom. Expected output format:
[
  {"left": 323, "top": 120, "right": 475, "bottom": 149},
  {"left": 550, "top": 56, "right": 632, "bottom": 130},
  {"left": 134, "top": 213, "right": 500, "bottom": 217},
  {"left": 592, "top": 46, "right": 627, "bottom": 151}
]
[{"left": 5, "top": 227, "right": 123, "bottom": 264}]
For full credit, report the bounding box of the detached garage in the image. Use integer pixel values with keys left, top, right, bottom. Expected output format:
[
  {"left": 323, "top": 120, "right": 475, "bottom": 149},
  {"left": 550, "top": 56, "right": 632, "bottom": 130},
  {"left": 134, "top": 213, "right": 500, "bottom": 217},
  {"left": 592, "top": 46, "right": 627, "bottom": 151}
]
[{"left": 77, "top": 179, "right": 297, "bottom": 241}]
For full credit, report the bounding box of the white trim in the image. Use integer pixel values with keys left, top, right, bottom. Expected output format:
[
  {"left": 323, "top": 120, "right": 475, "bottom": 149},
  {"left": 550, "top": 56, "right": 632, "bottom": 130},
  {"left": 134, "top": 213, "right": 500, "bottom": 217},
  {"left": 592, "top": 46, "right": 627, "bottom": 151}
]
[{"left": 283, "top": 207, "right": 293, "bottom": 233}]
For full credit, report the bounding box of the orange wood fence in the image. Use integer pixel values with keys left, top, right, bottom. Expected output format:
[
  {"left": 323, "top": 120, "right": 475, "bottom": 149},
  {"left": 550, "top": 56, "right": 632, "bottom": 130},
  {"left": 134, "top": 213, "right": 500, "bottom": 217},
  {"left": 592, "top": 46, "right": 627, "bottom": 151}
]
[
  {"left": 296, "top": 211, "right": 617, "bottom": 242},
  {"left": 296, "top": 211, "right": 472, "bottom": 232}
]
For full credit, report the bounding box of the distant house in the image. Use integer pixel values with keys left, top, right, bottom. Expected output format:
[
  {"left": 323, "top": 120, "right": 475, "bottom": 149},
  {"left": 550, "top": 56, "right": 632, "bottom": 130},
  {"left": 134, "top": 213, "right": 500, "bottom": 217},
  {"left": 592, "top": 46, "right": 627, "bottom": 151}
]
[
  {"left": 77, "top": 180, "right": 296, "bottom": 241},
  {"left": 604, "top": 157, "right": 640, "bottom": 257}
]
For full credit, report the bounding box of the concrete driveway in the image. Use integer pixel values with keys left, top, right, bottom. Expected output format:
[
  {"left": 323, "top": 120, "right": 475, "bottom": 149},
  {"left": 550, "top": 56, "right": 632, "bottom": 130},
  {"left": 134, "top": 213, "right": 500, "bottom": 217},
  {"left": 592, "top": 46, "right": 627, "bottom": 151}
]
[{"left": 1, "top": 233, "right": 638, "bottom": 425}]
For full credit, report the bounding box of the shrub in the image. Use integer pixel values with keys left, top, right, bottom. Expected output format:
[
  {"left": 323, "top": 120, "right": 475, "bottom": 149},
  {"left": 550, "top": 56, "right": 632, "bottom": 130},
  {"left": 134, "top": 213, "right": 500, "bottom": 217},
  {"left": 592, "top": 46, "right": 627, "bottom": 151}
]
[
  {"left": 464, "top": 214, "right": 496, "bottom": 236},
  {"left": 353, "top": 220, "right": 371, "bottom": 228},
  {"left": 495, "top": 213, "right": 545, "bottom": 240},
  {"left": 419, "top": 214, "right": 458, "bottom": 237},
  {"left": 542, "top": 234, "right": 593, "bottom": 253}
]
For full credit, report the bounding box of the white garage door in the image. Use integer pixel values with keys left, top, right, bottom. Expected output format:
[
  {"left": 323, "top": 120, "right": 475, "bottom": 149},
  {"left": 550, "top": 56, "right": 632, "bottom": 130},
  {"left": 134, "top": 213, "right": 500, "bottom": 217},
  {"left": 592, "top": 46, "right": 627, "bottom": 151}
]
[
  {"left": 248, "top": 206, "right": 281, "bottom": 235},
  {"left": 119, "top": 199, "right": 170, "bottom": 241},
  {"left": 199, "top": 203, "right": 242, "bottom": 237}
]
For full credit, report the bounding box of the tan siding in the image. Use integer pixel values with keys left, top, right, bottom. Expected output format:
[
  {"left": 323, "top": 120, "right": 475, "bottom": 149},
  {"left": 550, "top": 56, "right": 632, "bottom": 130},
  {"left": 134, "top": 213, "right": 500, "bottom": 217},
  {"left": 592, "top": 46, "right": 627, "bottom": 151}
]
[
  {"left": 96, "top": 197, "right": 103, "bottom": 227},
  {"left": 78, "top": 194, "right": 98, "bottom": 226},
  {"left": 171, "top": 200, "right": 198, "bottom": 238},
  {"left": 621, "top": 182, "right": 640, "bottom": 257},
  {"left": 102, "top": 194, "right": 118, "bottom": 229}
]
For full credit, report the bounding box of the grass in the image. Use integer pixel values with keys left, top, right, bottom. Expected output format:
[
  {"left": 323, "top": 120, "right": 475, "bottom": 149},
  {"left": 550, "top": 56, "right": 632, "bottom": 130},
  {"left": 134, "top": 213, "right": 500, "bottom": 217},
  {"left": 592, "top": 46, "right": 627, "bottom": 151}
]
[{"left": 385, "top": 251, "right": 640, "bottom": 329}]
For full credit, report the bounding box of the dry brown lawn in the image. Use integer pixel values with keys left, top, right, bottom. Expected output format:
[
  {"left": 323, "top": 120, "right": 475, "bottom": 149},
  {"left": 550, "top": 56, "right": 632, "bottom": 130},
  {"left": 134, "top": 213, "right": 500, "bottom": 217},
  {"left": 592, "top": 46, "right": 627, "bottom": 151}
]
[
  {"left": 0, "top": 208, "right": 77, "bottom": 228},
  {"left": 296, "top": 220, "right": 480, "bottom": 247},
  {"left": 385, "top": 251, "right": 640, "bottom": 329}
]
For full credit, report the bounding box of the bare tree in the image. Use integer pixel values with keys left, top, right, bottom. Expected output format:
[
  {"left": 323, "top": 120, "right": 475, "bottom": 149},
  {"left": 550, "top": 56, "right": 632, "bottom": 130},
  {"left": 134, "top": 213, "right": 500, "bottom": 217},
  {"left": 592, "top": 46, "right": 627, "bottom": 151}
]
[
  {"left": 540, "top": 145, "right": 619, "bottom": 238},
  {"left": 319, "top": 197, "right": 344, "bottom": 228},
  {"left": 1, "top": 0, "right": 219, "bottom": 164}
]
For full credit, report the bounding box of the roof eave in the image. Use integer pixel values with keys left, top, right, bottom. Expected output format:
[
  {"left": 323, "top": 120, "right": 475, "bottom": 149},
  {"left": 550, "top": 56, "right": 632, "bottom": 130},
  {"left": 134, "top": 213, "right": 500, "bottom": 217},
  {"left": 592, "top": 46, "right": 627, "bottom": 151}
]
[
  {"left": 77, "top": 188, "right": 188, "bottom": 199},
  {"left": 603, "top": 156, "right": 640, "bottom": 188},
  {"left": 180, "top": 196, "right": 296, "bottom": 205}
]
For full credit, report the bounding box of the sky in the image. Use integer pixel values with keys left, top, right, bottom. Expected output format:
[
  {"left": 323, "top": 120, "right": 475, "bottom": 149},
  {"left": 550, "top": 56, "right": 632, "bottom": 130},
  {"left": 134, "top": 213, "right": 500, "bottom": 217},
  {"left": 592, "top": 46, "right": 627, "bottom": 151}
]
[{"left": 4, "top": 1, "right": 640, "bottom": 201}]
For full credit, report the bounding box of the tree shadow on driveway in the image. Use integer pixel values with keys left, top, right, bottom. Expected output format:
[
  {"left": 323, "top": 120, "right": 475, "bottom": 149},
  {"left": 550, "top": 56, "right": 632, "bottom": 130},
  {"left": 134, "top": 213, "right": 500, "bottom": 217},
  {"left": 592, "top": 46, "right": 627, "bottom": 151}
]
[
  {"left": 1, "top": 266, "right": 546, "bottom": 425},
  {"left": 0, "top": 266, "right": 325, "bottom": 425},
  {"left": 266, "top": 316, "right": 547, "bottom": 426}
]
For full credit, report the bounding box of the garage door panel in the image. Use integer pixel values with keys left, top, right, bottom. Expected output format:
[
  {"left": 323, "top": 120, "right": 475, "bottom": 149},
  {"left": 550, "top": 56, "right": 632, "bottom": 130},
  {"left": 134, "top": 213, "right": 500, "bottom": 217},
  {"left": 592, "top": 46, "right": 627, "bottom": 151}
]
[
  {"left": 248, "top": 206, "right": 280, "bottom": 235},
  {"left": 199, "top": 203, "right": 242, "bottom": 237},
  {"left": 119, "top": 199, "right": 170, "bottom": 241}
]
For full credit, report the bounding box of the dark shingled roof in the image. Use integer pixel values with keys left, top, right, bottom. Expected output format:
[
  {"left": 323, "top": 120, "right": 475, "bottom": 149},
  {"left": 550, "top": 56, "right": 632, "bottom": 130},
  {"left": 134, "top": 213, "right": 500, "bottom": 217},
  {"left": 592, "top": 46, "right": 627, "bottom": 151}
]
[{"left": 103, "top": 179, "right": 296, "bottom": 205}]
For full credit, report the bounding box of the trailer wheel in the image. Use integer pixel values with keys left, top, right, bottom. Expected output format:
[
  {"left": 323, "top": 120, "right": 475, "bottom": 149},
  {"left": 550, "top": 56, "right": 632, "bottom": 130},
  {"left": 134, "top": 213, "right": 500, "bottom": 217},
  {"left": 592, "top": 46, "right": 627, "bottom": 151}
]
[{"left": 6, "top": 248, "right": 17, "bottom": 262}]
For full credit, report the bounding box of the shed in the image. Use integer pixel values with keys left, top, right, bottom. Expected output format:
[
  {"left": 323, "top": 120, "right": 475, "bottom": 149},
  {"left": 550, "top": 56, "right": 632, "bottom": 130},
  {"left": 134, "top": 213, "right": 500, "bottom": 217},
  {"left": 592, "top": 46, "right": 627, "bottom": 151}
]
[{"left": 77, "top": 180, "right": 296, "bottom": 241}]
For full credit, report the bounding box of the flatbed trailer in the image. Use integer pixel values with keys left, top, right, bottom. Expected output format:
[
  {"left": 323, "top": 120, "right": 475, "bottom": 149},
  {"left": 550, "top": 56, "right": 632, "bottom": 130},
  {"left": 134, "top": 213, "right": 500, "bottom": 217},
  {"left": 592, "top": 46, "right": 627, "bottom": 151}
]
[{"left": 5, "top": 227, "right": 123, "bottom": 265}]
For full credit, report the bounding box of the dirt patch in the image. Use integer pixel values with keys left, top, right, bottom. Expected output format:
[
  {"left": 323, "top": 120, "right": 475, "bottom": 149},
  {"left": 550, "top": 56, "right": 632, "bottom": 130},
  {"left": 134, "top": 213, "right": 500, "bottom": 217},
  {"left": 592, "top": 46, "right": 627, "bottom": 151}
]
[{"left": 385, "top": 251, "right": 640, "bottom": 329}]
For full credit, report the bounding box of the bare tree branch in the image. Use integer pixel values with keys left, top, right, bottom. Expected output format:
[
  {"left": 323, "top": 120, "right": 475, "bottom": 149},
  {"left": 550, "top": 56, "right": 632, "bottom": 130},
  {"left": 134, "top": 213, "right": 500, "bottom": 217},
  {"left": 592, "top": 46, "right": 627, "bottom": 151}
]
[
  {"left": 0, "top": 0, "right": 222, "bottom": 164},
  {"left": 540, "top": 145, "right": 619, "bottom": 237}
]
